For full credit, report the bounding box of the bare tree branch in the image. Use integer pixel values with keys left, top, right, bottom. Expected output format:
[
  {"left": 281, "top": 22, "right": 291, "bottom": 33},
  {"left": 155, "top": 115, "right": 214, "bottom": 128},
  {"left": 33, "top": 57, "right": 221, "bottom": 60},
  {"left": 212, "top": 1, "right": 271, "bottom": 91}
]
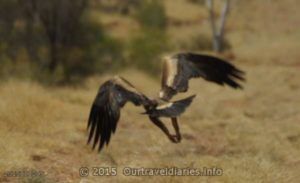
[
  {"left": 218, "top": 0, "right": 230, "bottom": 39},
  {"left": 206, "top": 0, "right": 230, "bottom": 53}
]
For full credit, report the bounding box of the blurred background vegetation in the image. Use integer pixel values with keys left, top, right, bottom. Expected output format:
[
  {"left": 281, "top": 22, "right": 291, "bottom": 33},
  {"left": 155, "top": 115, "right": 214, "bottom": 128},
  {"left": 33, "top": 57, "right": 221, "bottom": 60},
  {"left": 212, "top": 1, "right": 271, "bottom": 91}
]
[
  {"left": 0, "top": 0, "right": 228, "bottom": 84},
  {"left": 1, "top": 1, "right": 300, "bottom": 182}
]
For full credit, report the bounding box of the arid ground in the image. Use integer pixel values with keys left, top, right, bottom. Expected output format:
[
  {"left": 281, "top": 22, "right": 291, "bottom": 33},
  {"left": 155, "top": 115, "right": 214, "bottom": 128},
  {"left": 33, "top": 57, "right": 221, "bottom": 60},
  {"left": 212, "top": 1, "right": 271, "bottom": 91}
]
[{"left": 1, "top": 0, "right": 300, "bottom": 182}]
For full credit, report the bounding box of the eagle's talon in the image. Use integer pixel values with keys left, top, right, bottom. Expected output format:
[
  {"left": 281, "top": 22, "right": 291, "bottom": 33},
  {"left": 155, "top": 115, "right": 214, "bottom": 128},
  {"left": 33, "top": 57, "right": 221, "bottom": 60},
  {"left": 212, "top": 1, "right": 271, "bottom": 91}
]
[{"left": 169, "top": 135, "right": 180, "bottom": 143}]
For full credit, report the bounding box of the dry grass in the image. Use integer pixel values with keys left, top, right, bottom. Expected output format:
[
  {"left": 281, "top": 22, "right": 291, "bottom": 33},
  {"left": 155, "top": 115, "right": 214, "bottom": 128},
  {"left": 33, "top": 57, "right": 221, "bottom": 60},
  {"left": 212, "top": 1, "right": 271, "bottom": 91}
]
[
  {"left": 1, "top": 65, "right": 300, "bottom": 183},
  {"left": 1, "top": 0, "right": 300, "bottom": 182}
]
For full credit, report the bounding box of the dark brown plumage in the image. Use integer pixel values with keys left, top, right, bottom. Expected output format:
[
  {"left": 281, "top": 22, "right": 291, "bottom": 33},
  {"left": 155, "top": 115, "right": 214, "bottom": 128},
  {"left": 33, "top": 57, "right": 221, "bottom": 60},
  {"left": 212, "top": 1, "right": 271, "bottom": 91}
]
[
  {"left": 87, "top": 76, "right": 195, "bottom": 152},
  {"left": 87, "top": 52, "right": 246, "bottom": 153},
  {"left": 159, "top": 52, "right": 245, "bottom": 101}
]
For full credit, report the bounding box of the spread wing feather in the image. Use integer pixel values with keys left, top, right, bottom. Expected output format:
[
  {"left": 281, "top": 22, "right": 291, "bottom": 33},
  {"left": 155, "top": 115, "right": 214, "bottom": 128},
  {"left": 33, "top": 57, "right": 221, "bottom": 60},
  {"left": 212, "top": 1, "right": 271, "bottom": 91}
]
[
  {"left": 160, "top": 53, "right": 245, "bottom": 100},
  {"left": 147, "top": 95, "right": 196, "bottom": 118},
  {"left": 87, "top": 76, "right": 147, "bottom": 152}
]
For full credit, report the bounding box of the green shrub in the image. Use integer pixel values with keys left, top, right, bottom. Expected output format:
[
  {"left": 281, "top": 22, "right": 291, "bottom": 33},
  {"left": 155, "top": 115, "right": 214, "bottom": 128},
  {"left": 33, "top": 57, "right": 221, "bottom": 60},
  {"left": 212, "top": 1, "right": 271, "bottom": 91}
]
[
  {"left": 128, "top": 29, "right": 169, "bottom": 75},
  {"left": 61, "top": 19, "right": 124, "bottom": 82},
  {"left": 0, "top": 0, "right": 124, "bottom": 84},
  {"left": 135, "top": 0, "right": 167, "bottom": 30},
  {"left": 127, "top": 0, "right": 169, "bottom": 75}
]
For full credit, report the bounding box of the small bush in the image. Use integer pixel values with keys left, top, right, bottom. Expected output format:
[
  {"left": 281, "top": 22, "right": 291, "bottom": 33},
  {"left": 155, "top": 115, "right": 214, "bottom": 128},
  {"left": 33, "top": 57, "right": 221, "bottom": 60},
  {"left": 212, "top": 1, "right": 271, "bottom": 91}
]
[
  {"left": 128, "top": 29, "right": 169, "bottom": 75},
  {"left": 135, "top": 0, "right": 167, "bottom": 30},
  {"left": 0, "top": 0, "right": 125, "bottom": 84},
  {"left": 61, "top": 19, "right": 124, "bottom": 82},
  {"left": 127, "top": 0, "right": 169, "bottom": 75}
]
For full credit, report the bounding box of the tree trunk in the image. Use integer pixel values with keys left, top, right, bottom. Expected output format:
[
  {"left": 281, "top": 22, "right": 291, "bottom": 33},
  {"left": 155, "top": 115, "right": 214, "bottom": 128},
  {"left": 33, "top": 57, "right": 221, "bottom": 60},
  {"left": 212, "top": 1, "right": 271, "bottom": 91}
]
[
  {"left": 49, "top": 41, "right": 58, "bottom": 73},
  {"left": 206, "top": 0, "right": 230, "bottom": 53}
]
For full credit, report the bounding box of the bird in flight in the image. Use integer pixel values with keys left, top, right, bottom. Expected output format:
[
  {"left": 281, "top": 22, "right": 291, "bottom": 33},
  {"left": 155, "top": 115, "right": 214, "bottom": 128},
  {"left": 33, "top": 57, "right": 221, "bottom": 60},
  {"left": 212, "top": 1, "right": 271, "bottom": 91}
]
[
  {"left": 160, "top": 52, "right": 245, "bottom": 101},
  {"left": 87, "top": 75, "right": 195, "bottom": 152},
  {"left": 157, "top": 52, "right": 245, "bottom": 144},
  {"left": 87, "top": 52, "right": 245, "bottom": 152}
]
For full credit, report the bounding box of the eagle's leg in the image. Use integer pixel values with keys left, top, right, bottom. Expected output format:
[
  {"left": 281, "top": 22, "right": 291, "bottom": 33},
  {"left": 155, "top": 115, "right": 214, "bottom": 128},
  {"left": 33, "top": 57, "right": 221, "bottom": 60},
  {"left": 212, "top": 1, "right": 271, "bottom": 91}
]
[
  {"left": 149, "top": 117, "right": 179, "bottom": 143},
  {"left": 171, "top": 117, "right": 181, "bottom": 142}
]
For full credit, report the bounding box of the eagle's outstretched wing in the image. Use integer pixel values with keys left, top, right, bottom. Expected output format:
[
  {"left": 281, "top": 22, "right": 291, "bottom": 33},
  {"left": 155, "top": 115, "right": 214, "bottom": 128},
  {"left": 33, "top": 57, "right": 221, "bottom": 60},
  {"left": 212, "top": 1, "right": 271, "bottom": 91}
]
[
  {"left": 87, "top": 76, "right": 149, "bottom": 152},
  {"left": 160, "top": 52, "right": 245, "bottom": 100},
  {"left": 87, "top": 76, "right": 194, "bottom": 152},
  {"left": 145, "top": 95, "right": 196, "bottom": 118}
]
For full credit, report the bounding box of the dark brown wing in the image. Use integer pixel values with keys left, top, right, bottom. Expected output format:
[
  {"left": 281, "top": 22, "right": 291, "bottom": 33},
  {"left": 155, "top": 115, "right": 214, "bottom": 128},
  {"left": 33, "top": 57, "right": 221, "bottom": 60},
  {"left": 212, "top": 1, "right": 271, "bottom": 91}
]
[
  {"left": 87, "top": 76, "right": 148, "bottom": 152},
  {"left": 145, "top": 95, "right": 196, "bottom": 118},
  {"left": 160, "top": 53, "right": 245, "bottom": 100}
]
